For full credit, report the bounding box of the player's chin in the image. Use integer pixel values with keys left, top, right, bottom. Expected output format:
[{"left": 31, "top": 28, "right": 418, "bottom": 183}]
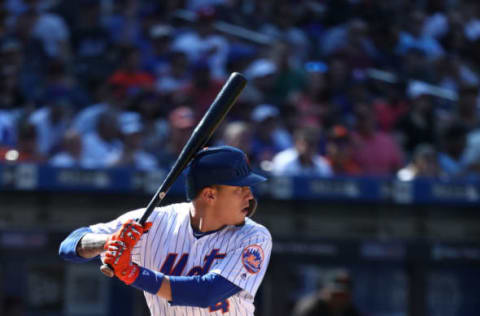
[
  {"left": 234, "top": 209, "right": 248, "bottom": 225},
  {"left": 234, "top": 218, "right": 246, "bottom": 227}
]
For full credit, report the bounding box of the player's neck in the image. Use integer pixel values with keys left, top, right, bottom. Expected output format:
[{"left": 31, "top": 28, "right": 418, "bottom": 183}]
[{"left": 190, "top": 203, "right": 224, "bottom": 232}]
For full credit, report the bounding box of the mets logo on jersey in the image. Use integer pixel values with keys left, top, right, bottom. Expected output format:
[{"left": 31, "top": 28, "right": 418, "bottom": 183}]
[{"left": 242, "top": 245, "right": 264, "bottom": 274}]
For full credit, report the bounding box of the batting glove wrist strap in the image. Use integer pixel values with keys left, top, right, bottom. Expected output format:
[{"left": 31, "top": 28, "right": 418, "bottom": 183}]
[{"left": 131, "top": 267, "right": 165, "bottom": 295}]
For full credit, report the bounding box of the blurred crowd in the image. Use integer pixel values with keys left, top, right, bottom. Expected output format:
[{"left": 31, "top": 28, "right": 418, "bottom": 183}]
[{"left": 0, "top": 0, "right": 480, "bottom": 180}]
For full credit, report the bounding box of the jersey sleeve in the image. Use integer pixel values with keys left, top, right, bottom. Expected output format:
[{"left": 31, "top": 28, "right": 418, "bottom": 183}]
[
  {"left": 88, "top": 208, "right": 146, "bottom": 234},
  {"left": 209, "top": 229, "right": 272, "bottom": 297}
]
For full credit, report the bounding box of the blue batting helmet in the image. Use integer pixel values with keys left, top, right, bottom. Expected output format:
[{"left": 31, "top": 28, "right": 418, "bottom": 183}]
[{"left": 185, "top": 146, "right": 267, "bottom": 201}]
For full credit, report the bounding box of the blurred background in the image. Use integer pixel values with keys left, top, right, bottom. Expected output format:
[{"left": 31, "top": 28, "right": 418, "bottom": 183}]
[{"left": 0, "top": 0, "right": 479, "bottom": 315}]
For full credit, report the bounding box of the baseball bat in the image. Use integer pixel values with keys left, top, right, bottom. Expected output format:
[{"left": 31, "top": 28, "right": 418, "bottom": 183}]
[{"left": 100, "top": 72, "right": 247, "bottom": 276}]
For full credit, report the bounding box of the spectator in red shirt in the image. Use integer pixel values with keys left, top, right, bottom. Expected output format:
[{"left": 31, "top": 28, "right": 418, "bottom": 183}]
[
  {"left": 108, "top": 46, "right": 154, "bottom": 94},
  {"left": 372, "top": 80, "right": 409, "bottom": 132},
  {"left": 352, "top": 103, "right": 404, "bottom": 175}
]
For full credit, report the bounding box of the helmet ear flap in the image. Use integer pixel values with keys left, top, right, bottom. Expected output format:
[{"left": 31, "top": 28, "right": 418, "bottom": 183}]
[{"left": 246, "top": 198, "right": 257, "bottom": 217}]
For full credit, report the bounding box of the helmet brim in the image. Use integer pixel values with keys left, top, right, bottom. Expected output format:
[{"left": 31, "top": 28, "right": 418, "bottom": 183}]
[{"left": 220, "top": 172, "right": 267, "bottom": 187}]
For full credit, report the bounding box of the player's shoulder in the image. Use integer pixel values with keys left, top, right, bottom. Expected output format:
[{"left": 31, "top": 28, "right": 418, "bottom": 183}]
[
  {"left": 236, "top": 217, "right": 272, "bottom": 241},
  {"left": 148, "top": 202, "right": 191, "bottom": 221},
  {"left": 112, "top": 202, "right": 191, "bottom": 224}
]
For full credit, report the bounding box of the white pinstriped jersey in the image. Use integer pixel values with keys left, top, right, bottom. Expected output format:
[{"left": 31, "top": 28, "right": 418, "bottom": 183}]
[{"left": 90, "top": 202, "right": 272, "bottom": 316}]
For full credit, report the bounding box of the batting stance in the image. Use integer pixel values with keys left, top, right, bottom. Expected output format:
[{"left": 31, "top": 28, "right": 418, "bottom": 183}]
[{"left": 59, "top": 146, "right": 272, "bottom": 315}]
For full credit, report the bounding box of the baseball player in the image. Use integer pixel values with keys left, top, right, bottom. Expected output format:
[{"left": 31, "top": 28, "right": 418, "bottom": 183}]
[{"left": 59, "top": 146, "right": 272, "bottom": 315}]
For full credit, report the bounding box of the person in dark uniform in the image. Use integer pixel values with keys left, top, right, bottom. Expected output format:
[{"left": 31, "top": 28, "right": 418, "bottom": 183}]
[{"left": 293, "top": 270, "right": 363, "bottom": 316}]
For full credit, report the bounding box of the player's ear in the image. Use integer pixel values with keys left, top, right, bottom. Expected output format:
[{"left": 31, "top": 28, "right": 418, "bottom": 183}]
[{"left": 200, "top": 187, "right": 216, "bottom": 202}]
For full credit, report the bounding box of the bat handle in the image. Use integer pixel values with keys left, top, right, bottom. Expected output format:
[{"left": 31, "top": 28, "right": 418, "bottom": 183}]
[{"left": 100, "top": 263, "right": 115, "bottom": 278}]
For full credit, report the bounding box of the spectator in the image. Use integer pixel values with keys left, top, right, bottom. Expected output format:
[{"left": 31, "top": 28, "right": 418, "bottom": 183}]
[
  {"left": 0, "top": 0, "right": 478, "bottom": 186},
  {"left": 396, "top": 81, "right": 437, "bottom": 153},
  {"left": 107, "top": 46, "right": 155, "bottom": 94},
  {"left": 271, "top": 126, "right": 332, "bottom": 177},
  {"left": 293, "top": 270, "right": 363, "bottom": 316},
  {"left": 16, "top": 4, "right": 71, "bottom": 60},
  {"left": 260, "top": 2, "right": 310, "bottom": 65},
  {"left": 244, "top": 58, "right": 279, "bottom": 105},
  {"left": 132, "top": 91, "right": 169, "bottom": 156},
  {"left": 270, "top": 41, "right": 306, "bottom": 105},
  {"left": 325, "top": 125, "right": 361, "bottom": 175},
  {"left": 321, "top": 19, "right": 375, "bottom": 69},
  {"left": 40, "top": 58, "right": 90, "bottom": 112},
  {"left": 37, "top": 6, "right": 71, "bottom": 58},
  {"left": 49, "top": 129, "right": 83, "bottom": 168},
  {"left": 28, "top": 97, "right": 73, "bottom": 156},
  {"left": 397, "top": 143, "right": 440, "bottom": 181},
  {"left": 176, "top": 60, "right": 224, "bottom": 117},
  {"left": 155, "top": 50, "right": 191, "bottom": 95},
  {"left": 157, "top": 106, "right": 196, "bottom": 168},
  {"left": 249, "top": 104, "right": 291, "bottom": 167},
  {"left": 71, "top": 79, "right": 130, "bottom": 136},
  {"left": 143, "top": 24, "right": 173, "bottom": 77},
  {"left": 106, "top": 112, "right": 158, "bottom": 171},
  {"left": 352, "top": 103, "right": 404, "bottom": 175},
  {"left": 287, "top": 61, "right": 330, "bottom": 130},
  {"left": 0, "top": 121, "right": 44, "bottom": 163},
  {"left": 171, "top": 6, "right": 229, "bottom": 79},
  {"left": 437, "top": 122, "right": 468, "bottom": 178},
  {"left": 102, "top": 0, "right": 142, "bottom": 45},
  {"left": 81, "top": 110, "right": 122, "bottom": 168},
  {"left": 371, "top": 80, "right": 409, "bottom": 132},
  {"left": 219, "top": 121, "right": 253, "bottom": 156}
]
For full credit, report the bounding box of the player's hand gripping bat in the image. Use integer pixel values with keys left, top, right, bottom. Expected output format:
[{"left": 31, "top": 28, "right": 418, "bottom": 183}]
[{"left": 100, "top": 72, "right": 247, "bottom": 276}]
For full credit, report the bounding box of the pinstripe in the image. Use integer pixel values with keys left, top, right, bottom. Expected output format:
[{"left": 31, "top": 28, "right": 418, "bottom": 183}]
[
  {"left": 151, "top": 210, "right": 167, "bottom": 267},
  {"left": 143, "top": 209, "right": 159, "bottom": 266},
  {"left": 224, "top": 233, "right": 245, "bottom": 279},
  {"left": 163, "top": 212, "right": 178, "bottom": 249},
  {"left": 163, "top": 296, "right": 167, "bottom": 315}
]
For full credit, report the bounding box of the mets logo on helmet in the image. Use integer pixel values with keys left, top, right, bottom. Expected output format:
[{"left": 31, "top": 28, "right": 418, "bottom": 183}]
[{"left": 242, "top": 245, "right": 264, "bottom": 274}]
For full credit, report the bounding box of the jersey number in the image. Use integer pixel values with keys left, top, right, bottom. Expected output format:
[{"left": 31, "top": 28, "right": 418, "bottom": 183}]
[{"left": 209, "top": 299, "right": 229, "bottom": 313}]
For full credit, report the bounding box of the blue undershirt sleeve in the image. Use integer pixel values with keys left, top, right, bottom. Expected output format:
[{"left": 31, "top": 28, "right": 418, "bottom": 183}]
[
  {"left": 169, "top": 272, "right": 242, "bottom": 308},
  {"left": 58, "top": 227, "right": 95, "bottom": 263}
]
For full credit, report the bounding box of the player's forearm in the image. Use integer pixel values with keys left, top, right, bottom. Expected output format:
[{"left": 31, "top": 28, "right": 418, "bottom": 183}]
[
  {"left": 76, "top": 233, "right": 109, "bottom": 258},
  {"left": 157, "top": 276, "right": 172, "bottom": 301}
]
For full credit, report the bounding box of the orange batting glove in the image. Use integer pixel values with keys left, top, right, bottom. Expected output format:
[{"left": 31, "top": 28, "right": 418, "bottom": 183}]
[
  {"left": 103, "top": 240, "right": 140, "bottom": 284},
  {"left": 106, "top": 219, "right": 153, "bottom": 250}
]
